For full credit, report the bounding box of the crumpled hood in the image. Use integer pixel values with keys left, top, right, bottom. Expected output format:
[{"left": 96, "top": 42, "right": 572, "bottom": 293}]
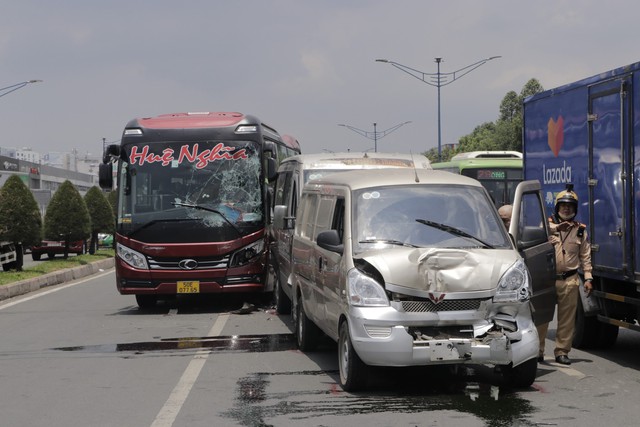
[{"left": 360, "top": 247, "right": 519, "bottom": 293}]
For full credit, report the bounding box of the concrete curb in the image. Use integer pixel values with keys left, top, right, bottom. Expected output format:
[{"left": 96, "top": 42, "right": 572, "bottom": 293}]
[{"left": 0, "top": 257, "right": 115, "bottom": 302}]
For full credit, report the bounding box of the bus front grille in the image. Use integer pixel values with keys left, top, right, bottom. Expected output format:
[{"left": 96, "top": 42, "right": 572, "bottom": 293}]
[{"left": 147, "top": 255, "right": 230, "bottom": 270}]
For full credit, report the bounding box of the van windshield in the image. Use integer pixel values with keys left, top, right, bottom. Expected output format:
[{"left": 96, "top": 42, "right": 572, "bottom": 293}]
[{"left": 353, "top": 184, "right": 511, "bottom": 254}]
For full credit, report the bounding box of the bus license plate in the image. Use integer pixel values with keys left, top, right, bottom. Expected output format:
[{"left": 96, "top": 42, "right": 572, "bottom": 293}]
[{"left": 177, "top": 281, "right": 200, "bottom": 294}]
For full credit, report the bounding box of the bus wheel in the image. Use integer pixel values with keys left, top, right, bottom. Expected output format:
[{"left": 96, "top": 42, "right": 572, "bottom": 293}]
[{"left": 135, "top": 294, "right": 158, "bottom": 309}]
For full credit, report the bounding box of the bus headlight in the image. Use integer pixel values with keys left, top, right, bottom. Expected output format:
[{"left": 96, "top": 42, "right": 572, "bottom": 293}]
[
  {"left": 493, "top": 258, "right": 531, "bottom": 303},
  {"left": 117, "top": 243, "right": 149, "bottom": 270},
  {"left": 229, "top": 239, "right": 265, "bottom": 267}
]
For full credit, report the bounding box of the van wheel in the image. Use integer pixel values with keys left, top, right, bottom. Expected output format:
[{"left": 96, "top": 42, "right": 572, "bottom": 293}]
[
  {"left": 274, "top": 275, "right": 291, "bottom": 314},
  {"left": 338, "top": 321, "right": 368, "bottom": 392},
  {"left": 502, "top": 358, "right": 537, "bottom": 388},
  {"left": 135, "top": 294, "right": 158, "bottom": 309},
  {"left": 295, "top": 295, "right": 319, "bottom": 351}
]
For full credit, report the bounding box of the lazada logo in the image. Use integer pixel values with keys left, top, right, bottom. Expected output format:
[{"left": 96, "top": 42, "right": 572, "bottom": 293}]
[
  {"left": 547, "top": 116, "right": 564, "bottom": 157},
  {"left": 542, "top": 115, "right": 572, "bottom": 185}
]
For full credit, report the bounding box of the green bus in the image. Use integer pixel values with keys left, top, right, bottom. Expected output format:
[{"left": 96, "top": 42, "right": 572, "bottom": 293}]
[{"left": 432, "top": 151, "right": 523, "bottom": 207}]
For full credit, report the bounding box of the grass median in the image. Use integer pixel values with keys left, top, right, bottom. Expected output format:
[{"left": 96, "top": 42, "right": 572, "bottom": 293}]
[{"left": 0, "top": 249, "right": 115, "bottom": 286}]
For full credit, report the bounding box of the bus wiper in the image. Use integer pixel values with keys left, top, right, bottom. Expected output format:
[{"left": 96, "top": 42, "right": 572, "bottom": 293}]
[
  {"left": 171, "top": 201, "right": 242, "bottom": 236},
  {"left": 358, "top": 239, "right": 419, "bottom": 248},
  {"left": 415, "top": 219, "right": 494, "bottom": 249}
]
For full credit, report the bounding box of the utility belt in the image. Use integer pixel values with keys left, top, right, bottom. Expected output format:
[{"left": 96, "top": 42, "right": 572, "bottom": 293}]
[{"left": 556, "top": 269, "right": 578, "bottom": 280}]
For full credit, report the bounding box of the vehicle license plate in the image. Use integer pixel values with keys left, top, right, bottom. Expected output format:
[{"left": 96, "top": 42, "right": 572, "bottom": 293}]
[
  {"left": 48, "top": 242, "right": 62, "bottom": 247},
  {"left": 177, "top": 281, "right": 200, "bottom": 293}
]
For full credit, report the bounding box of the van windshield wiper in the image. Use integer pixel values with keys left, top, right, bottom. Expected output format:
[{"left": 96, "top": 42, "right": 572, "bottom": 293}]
[
  {"left": 171, "top": 201, "right": 242, "bottom": 236},
  {"left": 358, "top": 239, "right": 419, "bottom": 248},
  {"left": 415, "top": 219, "right": 494, "bottom": 249}
]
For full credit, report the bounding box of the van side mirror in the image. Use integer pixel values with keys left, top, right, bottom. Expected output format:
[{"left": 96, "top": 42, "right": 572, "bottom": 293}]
[
  {"left": 273, "top": 205, "right": 294, "bottom": 230},
  {"left": 517, "top": 226, "right": 547, "bottom": 250},
  {"left": 317, "top": 230, "right": 343, "bottom": 254}
]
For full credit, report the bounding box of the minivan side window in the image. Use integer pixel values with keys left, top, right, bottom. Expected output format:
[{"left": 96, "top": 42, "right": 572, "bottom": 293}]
[
  {"left": 332, "top": 198, "right": 345, "bottom": 242},
  {"left": 315, "top": 196, "right": 336, "bottom": 239},
  {"left": 274, "top": 170, "right": 289, "bottom": 206},
  {"left": 299, "top": 193, "right": 319, "bottom": 239}
]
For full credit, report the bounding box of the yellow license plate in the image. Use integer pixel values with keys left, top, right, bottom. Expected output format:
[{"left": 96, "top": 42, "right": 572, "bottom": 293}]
[{"left": 177, "top": 281, "right": 200, "bottom": 293}]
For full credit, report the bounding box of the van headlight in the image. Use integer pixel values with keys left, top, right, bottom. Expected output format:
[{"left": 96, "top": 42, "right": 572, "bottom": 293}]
[
  {"left": 117, "top": 243, "right": 149, "bottom": 270},
  {"left": 493, "top": 258, "right": 531, "bottom": 303},
  {"left": 347, "top": 268, "right": 389, "bottom": 307}
]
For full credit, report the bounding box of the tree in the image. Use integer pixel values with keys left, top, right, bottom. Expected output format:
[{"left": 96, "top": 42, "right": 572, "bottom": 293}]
[
  {"left": 455, "top": 78, "right": 545, "bottom": 153},
  {"left": 83, "top": 186, "right": 115, "bottom": 254},
  {"left": 44, "top": 180, "right": 91, "bottom": 259},
  {"left": 0, "top": 175, "right": 43, "bottom": 271}
]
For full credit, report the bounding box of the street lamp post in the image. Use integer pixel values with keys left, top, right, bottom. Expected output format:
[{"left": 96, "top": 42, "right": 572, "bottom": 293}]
[
  {"left": 338, "top": 121, "right": 411, "bottom": 152},
  {"left": 0, "top": 80, "right": 43, "bottom": 99},
  {"left": 376, "top": 56, "right": 500, "bottom": 161}
]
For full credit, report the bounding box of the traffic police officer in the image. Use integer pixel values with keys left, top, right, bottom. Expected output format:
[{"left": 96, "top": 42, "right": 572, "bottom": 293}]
[{"left": 537, "top": 185, "right": 593, "bottom": 365}]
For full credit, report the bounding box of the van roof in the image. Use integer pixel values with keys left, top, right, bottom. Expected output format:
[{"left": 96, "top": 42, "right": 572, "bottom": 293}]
[
  {"left": 279, "top": 151, "right": 432, "bottom": 171},
  {"left": 304, "top": 168, "right": 481, "bottom": 191}
]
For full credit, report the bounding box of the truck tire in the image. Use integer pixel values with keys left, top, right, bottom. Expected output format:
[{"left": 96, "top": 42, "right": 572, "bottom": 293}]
[{"left": 574, "top": 298, "right": 600, "bottom": 349}]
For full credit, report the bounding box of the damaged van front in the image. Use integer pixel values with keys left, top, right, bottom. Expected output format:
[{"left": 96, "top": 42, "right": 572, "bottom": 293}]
[{"left": 291, "top": 169, "right": 554, "bottom": 391}]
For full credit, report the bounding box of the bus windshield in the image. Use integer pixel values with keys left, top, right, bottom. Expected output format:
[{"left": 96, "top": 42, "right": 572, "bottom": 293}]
[{"left": 117, "top": 140, "right": 263, "bottom": 243}]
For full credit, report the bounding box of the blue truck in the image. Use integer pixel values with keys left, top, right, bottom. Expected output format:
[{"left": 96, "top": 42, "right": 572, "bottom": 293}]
[{"left": 523, "top": 61, "right": 640, "bottom": 348}]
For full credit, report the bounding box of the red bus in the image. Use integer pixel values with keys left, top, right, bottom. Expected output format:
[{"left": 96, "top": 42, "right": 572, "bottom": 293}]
[{"left": 99, "top": 112, "right": 301, "bottom": 308}]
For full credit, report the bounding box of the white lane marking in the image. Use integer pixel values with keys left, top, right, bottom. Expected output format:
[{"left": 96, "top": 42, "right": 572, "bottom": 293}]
[
  {"left": 0, "top": 270, "right": 114, "bottom": 310},
  {"left": 150, "top": 313, "right": 229, "bottom": 427}
]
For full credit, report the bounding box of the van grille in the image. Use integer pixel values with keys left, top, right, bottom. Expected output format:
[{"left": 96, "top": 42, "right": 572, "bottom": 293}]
[{"left": 400, "top": 299, "right": 485, "bottom": 313}]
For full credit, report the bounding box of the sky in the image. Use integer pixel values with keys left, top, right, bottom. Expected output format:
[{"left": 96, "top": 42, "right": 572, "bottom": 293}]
[{"left": 1, "top": 0, "right": 639, "bottom": 159}]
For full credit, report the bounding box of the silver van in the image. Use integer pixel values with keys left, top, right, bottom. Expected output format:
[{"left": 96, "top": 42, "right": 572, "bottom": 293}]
[
  {"left": 290, "top": 169, "right": 555, "bottom": 391},
  {"left": 270, "top": 152, "right": 431, "bottom": 314}
]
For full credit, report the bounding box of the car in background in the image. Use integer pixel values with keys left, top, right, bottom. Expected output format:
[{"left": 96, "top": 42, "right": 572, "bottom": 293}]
[
  {"left": 30, "top": 240, "right": 86, "bottom": 261},
  {"left": 98, "top": 233, "right": 113, "bottom": 247}
]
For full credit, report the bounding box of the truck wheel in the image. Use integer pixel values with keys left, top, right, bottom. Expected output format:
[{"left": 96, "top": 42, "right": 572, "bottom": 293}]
[
  {"left": 135, "top": 294, "right": 158, "bottom": 309},
  {"left": 338, "top": 321, "right": 368, "bottom": 392},
  {"left": 595, "top": 322, "right": 619, "bottom": 348},
  {"left": 274, "top": 275, "right": 291, "bottom": 315},
  {"left": 502, "top": 358, "right": 537, "bottom": 388},
  {"left": 574, "top": 298, "right": 599, "bottom": 349},
  {"left": 31, "top": 252, "right": 41, "bottom": 261},
  {"left": 295, "top": 295, "right": 319, "bottom": 352}
]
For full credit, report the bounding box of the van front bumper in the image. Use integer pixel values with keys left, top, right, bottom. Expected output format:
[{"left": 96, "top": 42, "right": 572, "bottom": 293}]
[{"left": 346, "top": 306, "right": 538, "bottom": 368}]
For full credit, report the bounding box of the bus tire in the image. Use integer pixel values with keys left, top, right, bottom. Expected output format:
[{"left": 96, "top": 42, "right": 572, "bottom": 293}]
[{"left": 135, "top": 294, "right": 158, "bottom": 309}]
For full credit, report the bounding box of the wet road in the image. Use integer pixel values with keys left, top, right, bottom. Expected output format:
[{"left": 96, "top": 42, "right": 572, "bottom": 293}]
[{"left": 1, "top": 270, "right": 639, "bottom": 427}]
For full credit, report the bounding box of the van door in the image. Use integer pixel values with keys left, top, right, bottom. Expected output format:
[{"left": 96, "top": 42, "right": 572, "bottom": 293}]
[{"left": 511, "top": 180, "right": 556, "bottom": 325}]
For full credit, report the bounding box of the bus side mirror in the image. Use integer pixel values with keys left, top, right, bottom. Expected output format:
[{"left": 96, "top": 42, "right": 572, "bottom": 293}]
[
  {"left": 99, "top": 163, "right": 113, "bottom": 190},
  {"left": 103, "top": 144, "right": 120, "bottom": 164},
  {"left": 266, "top": 157, "right": 277, "bottom": 182}
]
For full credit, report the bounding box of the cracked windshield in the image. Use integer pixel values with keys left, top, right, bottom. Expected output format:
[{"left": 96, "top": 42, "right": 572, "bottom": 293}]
[{"left": 117, "top": 140, "right": 262, "bottom": 242}]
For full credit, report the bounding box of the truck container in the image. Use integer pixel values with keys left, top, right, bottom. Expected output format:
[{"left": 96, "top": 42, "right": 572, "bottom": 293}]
[{"left": 523, "top": 61, "right": 640, "bottom": 347}]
